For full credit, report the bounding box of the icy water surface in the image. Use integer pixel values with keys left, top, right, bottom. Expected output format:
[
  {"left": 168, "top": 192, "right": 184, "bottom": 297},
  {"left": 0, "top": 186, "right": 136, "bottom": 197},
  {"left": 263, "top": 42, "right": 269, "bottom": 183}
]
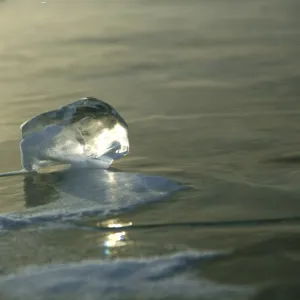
[{"left": 1, "top": 0, "right": 300, "bottom": 299}]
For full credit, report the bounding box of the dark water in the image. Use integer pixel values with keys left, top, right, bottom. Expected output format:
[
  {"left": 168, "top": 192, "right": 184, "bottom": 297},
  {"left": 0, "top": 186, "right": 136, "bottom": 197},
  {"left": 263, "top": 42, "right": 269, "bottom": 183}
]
[{"left": 1, "top": 0, "right": 300, "bottom": 299}]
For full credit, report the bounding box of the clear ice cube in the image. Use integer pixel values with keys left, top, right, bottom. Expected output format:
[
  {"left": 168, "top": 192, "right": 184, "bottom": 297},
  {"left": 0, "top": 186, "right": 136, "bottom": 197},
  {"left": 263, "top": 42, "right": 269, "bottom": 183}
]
[{"left": 20, "top": 97, "right": 129, "bottom": 172}]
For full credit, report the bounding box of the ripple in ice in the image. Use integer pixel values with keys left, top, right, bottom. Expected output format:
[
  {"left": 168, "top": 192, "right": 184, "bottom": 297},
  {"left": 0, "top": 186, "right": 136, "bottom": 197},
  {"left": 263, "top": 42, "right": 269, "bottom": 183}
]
[{"left": 0, "top": 251, "right": 252, "bottom": 300}]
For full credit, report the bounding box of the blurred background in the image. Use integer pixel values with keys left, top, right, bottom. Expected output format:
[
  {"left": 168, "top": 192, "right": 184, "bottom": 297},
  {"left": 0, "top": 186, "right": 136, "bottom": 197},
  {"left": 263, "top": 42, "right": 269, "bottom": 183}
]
[{"left": 0, "top": 0, "right": 300, "bottom": 298}]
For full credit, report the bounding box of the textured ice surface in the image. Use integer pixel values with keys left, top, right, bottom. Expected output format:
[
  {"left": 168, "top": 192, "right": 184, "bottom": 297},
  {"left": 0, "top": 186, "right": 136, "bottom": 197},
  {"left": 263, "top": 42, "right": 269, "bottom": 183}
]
[
  {"left": 0, "top": 100, "right": 250, "bottom": 299},
  {"left": 0, "top": 252, "right": 252, "bottom": 300},
  {"left": 20, "top": 97, "right": 129, "bottom": 172}
]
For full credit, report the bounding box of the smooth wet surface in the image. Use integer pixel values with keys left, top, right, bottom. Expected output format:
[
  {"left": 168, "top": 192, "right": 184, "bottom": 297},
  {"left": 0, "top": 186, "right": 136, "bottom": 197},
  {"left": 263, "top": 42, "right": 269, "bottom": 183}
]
[{"left": 1, "top": 0, "right": 300, "bottom": 299}]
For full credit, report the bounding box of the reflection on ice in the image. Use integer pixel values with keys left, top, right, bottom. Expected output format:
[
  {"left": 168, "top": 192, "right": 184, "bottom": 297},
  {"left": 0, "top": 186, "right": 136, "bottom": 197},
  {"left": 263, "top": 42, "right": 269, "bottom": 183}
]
[
  {"left": 104, "top": 232, "right": 127, "bottom": 248},
  {"left": 0, "top": 168, "right": 183, "bottom": 230},
  {"left": 101, "top": 219, "right": 130, "bottom": 256},
  {"left": 99, "top": 218, "right": 133, "bottom": 228}
]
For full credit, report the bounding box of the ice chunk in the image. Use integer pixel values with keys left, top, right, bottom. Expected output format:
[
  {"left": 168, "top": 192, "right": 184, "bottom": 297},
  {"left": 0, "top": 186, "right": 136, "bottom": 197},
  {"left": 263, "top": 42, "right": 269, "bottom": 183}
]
[{"left": 20, "top": 97, "right": 129, "bottom": 172}]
